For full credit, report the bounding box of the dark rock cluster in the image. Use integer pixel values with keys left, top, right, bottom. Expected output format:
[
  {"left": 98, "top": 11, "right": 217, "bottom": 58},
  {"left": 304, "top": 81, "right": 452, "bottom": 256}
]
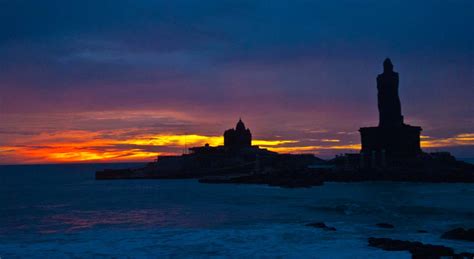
[
  {"left": 441, "top": 228, "right": 474, "bottom": 242},
  {"left": 375, "top": 223, "right": 395, "bottom": 229},
  {"left": 368, "top": 237, "right": 474, "bottom": 258},
  {"left": 305, "top": 222, "right": 336, "bottom": 231}
]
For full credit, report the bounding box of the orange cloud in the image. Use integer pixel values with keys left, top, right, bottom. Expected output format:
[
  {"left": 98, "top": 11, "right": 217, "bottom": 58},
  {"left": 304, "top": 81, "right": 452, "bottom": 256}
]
[
  {"left": 122, "top": 134, "right": 223, "bottom": 147},
  {"left": 320, "top": 139, "right": 341, "bottom": 143},
  {"left": 421, "top": 133, "right": 474, "bottom": 148},
  {"left": 252, "top": 140, "right": 298, "bottom": 146},
  {"left": 264, "top": 144, "right": 360, "bottom": 154},
  {"left": 0, "top": 130, "right": 177, "bottom": 164}
]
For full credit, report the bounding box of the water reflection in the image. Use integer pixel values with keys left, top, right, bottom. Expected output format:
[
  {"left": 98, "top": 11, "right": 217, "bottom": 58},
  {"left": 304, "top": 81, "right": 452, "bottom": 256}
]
[{"left": 38, "top": 208, "right": 230, "bottom": 234}]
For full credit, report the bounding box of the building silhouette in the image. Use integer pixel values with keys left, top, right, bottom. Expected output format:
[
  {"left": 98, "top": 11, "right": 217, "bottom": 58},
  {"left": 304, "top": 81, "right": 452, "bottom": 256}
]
[
  {"left": 188, "top": 118, "right": 264, "bottom": 155},
  {"left": 224, "top": 118, "right": 252, "bottom": 149}
]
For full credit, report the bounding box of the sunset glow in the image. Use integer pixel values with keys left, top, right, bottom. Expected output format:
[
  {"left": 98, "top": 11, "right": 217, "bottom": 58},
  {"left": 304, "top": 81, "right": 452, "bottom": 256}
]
[
  {"left": 2, "top": 124, "right": 472, "bottom": 164},
  {"left": 421, "top": 133, "right": 474, "bottom": 148},
  {"left": 0, "top": 1, "right": 472, "bottom": 164},
  {"left": 0, "top": 129, "right": 355, "bottom": 164}
]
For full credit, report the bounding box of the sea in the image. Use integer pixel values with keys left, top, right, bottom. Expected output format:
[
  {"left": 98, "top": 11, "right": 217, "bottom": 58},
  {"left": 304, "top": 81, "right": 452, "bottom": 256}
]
[{"left": 1, "top": 161, "right": 474, "bottom": 258}]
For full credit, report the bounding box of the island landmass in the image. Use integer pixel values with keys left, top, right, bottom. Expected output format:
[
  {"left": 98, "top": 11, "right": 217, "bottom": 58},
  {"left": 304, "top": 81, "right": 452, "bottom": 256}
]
[{"left": 96, "top": 59, "right": 474, "bottom": 186}]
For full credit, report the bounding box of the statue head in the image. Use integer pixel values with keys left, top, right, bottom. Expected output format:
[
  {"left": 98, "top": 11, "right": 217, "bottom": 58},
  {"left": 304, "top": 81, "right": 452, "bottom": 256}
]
[{"left": 383, "top": 58, "right": 393, "bottom": 73}]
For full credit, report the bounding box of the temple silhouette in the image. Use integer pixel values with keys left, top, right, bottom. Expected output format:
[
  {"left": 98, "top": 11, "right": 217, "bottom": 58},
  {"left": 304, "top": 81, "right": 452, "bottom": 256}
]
[
  {"left": 359, "top": 58, "right": 422, "bottom": 168},
  {"left": 224, "top": 119, "right": 252, "bottom": 149},
  {"left": 188, "top": 118, "right": 267, "bottom": 154}
]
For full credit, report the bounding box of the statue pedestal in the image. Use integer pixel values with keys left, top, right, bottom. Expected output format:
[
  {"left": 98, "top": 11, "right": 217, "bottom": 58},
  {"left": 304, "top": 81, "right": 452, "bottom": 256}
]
[{"left": 359, "top": 124, "right": 422, "bottom": 159}]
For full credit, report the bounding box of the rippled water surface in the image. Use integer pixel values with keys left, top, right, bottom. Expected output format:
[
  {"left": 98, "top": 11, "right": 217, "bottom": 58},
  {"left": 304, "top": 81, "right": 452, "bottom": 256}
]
[{"left": 1, "top": 163, "right": 474, "bottom": 258}]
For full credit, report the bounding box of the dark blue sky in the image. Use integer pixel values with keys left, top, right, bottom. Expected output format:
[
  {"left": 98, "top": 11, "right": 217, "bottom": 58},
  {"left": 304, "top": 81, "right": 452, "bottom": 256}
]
[{"left": 0, "top": 0, "right": 473, "bottom": 163}]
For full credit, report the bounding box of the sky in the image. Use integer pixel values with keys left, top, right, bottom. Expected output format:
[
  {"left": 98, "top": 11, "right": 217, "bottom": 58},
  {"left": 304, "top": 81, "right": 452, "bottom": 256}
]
[{"left": 0, "top": 0, "right": 473, "bottom": 164}]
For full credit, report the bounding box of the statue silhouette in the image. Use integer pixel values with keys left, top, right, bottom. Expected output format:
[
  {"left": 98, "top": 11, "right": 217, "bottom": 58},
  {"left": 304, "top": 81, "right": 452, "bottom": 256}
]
[
  {"left": 377, "top": 58, "right": 404, "bottom": 127},
  {"left": 359, "top": 58, "right": 422, "bottom": 163}
]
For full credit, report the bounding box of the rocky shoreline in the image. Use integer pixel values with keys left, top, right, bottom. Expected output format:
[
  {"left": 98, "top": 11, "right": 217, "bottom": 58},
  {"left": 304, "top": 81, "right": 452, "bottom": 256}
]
[
  {"left": 198, "top": 162, "right": 474, "bottom": 188},
  {"left": 442, "top": 228, "right": 474, "bottom": 242},
  {"left": 97, "top": 164, "right": 474, "bottom": 187},
  {"left": 198, "top": 169, "right": 324, "bottom": 188},
  {"left": 368, "top": 237, "right": 473, "bottom": 258},
  {"left": 97, "top": 154, "right": 474, "bottom": 187},
  {"left": 303, "top": 221, "right": 474, "bottom": 258}
]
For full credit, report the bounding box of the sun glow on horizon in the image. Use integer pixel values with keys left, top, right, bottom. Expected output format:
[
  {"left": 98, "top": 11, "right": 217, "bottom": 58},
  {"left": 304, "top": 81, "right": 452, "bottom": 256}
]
[
  {"left": 0, "top": 128, "right": 357, "bottom": 164},
  {"left": 1, "top": 129, "right": 473, "bottom": 164}
]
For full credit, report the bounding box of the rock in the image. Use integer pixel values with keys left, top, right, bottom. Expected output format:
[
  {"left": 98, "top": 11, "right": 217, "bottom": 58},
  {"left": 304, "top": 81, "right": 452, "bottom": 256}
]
[
  {"left": 458, "top": 252, "right": 474, "bottom": 258},
  {"left": 441, "top": 228, "right": 474, "bottom": 242},
  {"left": 368, "top": 237, "right": 454, "bottom": 257},
  {"left": 306, "top": 222, "right": 336, "bottom": 231},
  {"left": 306, "top": 222, "right": 327, "bottom": 228},
  {"left": 376, "top": 223, "right": 395, "bottom": 229}
]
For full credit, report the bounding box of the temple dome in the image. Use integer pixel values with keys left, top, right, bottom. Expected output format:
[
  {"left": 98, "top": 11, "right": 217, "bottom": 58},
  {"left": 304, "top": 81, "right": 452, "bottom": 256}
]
[{"left": 236, "top": 118, "right": 246, "bottom": 131}]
